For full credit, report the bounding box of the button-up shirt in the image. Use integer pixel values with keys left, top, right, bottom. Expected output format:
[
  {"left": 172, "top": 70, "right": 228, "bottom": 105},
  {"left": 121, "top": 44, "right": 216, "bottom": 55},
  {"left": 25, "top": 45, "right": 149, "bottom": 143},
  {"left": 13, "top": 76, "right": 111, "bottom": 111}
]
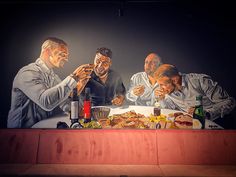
[
  {"left": 8, "top": 58, "right": 77, "bottom": 128},
  {"left": 159, "top": 73, "right": 236, "bottom": 120},
  {"left": 81, "top": 70, "right": 126, "bottom": 106},
  {"left": 126, "top": 72, "right": 159, "bottom": 106}
]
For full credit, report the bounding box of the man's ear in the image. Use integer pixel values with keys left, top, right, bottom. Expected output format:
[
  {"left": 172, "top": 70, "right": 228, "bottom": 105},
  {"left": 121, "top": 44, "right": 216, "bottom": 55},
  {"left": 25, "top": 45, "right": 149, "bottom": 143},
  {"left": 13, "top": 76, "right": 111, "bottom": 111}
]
[
  {"left": 171, "top": 75, "right": 179, "bottom": 85},
  {"left": 109, "top": 59, "right": 112, "bottom": 67}
]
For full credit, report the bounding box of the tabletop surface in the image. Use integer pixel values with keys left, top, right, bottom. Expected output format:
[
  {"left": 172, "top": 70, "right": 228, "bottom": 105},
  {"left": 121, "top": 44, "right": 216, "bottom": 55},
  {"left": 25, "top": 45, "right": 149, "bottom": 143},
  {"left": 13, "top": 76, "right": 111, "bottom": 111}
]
[{"left": 31, "top": 105, "right": 223, "bottom": 129}]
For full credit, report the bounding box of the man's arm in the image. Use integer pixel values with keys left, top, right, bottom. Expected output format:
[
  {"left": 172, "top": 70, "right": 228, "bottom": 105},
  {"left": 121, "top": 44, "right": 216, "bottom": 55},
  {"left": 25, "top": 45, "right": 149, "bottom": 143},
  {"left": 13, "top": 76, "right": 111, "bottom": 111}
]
[
  {"left": 17, "top": 70, "right": 77, "bottom": 111},
  {"left": 126, "top": 74, "right": 142, "bottom": 103},
  {"left": 200, "top": 75, "right": 236, "bottom": 120},
  {"left": 112, "top": 75, "right": 126, "bottom": 106}
]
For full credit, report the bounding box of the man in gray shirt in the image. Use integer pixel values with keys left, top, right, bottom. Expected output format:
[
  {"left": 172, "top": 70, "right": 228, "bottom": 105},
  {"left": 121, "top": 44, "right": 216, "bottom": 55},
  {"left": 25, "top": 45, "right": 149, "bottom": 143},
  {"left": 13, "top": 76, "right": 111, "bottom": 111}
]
[
  {"left": 8, "top": 37, "right": 93, "bottom": 128},
  {"left": 126, "top": 53, "right": 162, "bottom": 106},
  {"left": 154, "top": 64, "right": 235, "bottom": 123}
]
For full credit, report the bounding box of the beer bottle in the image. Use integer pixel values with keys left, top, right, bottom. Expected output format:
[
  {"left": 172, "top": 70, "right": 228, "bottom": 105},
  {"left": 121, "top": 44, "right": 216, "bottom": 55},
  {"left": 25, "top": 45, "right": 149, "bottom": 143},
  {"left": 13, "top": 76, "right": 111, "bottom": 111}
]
[
  {"left": 83, "top": 87, "right": 92, "bottom": 123},
  {"left": 193, "top": 95, "right": 205, "bottom": 129},
  {"left": 70, "top": 88, "right": 83, "bottom": 128}
]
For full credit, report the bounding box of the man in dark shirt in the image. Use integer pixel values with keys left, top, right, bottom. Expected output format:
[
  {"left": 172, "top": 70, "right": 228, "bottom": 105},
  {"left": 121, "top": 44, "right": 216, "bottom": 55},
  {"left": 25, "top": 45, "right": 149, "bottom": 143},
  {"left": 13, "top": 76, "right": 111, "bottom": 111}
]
[{"left": 80, "top": 47, "right": 126, "bottom": 106}]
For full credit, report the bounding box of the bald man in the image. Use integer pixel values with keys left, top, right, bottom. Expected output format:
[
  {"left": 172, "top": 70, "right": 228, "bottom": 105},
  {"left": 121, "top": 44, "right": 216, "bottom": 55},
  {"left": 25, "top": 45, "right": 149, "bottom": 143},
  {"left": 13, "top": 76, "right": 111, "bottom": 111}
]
[
  {"left": 126, "top": 53, "right": 163, "bottom": 106},
  {"left": 154, "top": 64, "right": 236, "bottom": 127},
  {"left": 8, "top": 37, "right": 93, "bottom": 128}
]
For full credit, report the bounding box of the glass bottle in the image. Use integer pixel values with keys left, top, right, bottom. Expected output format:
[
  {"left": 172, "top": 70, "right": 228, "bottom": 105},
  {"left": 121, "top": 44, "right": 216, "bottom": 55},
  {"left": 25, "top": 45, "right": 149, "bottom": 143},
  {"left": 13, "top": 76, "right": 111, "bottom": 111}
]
[
  {"left": 193, "top": 95, "right": 205, "bottom": 129},
  {"left": 70, "top": 88, "right": 83, "bottom": 128}
]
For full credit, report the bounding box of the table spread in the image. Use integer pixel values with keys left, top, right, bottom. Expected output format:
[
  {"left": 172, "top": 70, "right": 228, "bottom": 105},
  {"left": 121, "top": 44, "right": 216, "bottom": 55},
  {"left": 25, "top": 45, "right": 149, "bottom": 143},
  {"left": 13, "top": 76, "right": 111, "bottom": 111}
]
[{"left": 31, "top": 105, "right": 223, "bottom": 129}]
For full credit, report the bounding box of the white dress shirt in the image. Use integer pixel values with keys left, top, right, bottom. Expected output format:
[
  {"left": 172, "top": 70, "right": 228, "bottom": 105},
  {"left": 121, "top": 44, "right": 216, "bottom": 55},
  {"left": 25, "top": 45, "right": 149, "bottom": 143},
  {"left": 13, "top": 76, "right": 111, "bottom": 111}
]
[
  {"left": 126, "top": 72, "right": 159, "bottom": 106},
  {"left": 159, "top": 73, "right": 236, "bottom": 120},
  {"left": 8, "top": 58, "right": 77, "bottom": 128}
]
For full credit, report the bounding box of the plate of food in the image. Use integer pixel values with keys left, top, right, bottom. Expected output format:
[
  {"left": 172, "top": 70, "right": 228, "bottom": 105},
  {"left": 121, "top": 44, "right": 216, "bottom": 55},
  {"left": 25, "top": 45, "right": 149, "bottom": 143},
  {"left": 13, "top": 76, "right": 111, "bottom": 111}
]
[{"left": 96, "top": 106, "right": 202, "bottom": 129}]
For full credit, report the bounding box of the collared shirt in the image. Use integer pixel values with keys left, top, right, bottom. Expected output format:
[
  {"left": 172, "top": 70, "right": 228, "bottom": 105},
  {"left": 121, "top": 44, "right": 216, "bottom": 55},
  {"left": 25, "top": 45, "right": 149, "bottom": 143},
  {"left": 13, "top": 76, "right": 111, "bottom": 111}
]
[
  {"left": 126, "top": 72, "right": 159, "bottom": 106},
  {"left": 81, "top": 70, "right": 126, "bottom": 106},
  {"left": 159, "top": 73, "right": 236, "bottom": 120},
  {"left": 7, "top": 58, "right": 77, "bottom": 128}
]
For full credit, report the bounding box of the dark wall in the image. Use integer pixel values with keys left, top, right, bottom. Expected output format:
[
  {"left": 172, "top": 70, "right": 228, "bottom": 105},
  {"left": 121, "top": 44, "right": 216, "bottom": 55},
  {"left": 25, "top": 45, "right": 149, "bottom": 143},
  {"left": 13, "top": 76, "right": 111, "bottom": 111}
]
[{"left": 1, "top": 1, "right": 236, "bottom": 127}]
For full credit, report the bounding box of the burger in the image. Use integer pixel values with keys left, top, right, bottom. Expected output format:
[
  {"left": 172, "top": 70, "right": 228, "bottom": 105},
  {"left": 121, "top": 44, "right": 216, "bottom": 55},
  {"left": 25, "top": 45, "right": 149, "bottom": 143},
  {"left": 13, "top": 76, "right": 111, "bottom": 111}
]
[{"left": 174, "top": 114, "right": 193, "bottom": 129}]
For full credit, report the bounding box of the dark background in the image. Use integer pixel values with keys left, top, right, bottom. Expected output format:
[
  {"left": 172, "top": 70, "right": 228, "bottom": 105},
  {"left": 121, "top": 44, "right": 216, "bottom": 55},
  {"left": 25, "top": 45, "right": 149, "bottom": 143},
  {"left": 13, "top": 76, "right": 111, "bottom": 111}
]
[{"left": 1, "top": 0, "right": 236, "bottom": 128}]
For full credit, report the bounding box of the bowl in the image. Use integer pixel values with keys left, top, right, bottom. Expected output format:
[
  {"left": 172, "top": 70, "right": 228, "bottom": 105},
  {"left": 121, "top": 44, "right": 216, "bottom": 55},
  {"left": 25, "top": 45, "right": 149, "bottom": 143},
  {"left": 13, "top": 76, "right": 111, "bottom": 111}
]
[{"left": 92, "top": 106, "right": 111, "bottom": 120}]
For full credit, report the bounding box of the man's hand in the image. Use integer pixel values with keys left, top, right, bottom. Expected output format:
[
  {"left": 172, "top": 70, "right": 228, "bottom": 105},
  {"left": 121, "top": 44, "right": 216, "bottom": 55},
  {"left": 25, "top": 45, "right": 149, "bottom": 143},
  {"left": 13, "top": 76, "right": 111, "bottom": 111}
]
[
  {"left": 72, "top": 64, "right": 94, "bottom": 94},
  {"left": 187, "top": 107, "right": 195, "bottom": 116},
  {"left": 154, "top": 87, "right": 165, "bottom": 100},
  {"left": 133, "top": 85, "right": 145, "bottom": 96},
  {"left": 72, "top": 64, "right": 94, "bottom": 81},
  {"left": 111, "top": 95, "right": 125, "bottom": 106}
]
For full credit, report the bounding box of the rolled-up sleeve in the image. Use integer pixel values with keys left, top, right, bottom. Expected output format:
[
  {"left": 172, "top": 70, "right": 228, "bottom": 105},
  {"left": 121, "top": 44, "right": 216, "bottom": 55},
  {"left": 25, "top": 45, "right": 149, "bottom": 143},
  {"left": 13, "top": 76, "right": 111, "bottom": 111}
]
[
  {"left": 17, "top": 70, "right": 77, "bottom": 111},
  {"left": 200, "top": 75, "right": 236, "bottom": 120}
]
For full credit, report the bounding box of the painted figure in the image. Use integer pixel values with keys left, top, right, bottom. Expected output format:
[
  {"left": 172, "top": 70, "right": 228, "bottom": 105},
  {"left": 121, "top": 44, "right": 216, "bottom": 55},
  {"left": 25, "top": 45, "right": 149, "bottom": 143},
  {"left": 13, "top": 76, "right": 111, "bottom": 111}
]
[
  {"left": 154, "top": 64, "right": 235, "bottom": 123},
  {"left": 80, "top": 47, "right": 126, "bottom": 106},
  {"left": 126, "top": 53, "right": 162, "bottom": 106},
  {"left": 8, "top": 37, "right": 93, "bottom": 128}
]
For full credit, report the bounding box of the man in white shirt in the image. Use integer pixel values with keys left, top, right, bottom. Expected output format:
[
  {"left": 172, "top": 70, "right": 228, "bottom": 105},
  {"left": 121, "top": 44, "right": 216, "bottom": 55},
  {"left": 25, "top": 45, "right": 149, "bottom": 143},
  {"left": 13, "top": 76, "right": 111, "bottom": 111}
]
[
  {"left": 8, "top": 37, "right": 93, "bottom": 128},
  {"left": 126, "top": 53, "right": 163, "bottom": 106},
  {"left": 154, "top": 64, "right": 236, "bottom": 125}
]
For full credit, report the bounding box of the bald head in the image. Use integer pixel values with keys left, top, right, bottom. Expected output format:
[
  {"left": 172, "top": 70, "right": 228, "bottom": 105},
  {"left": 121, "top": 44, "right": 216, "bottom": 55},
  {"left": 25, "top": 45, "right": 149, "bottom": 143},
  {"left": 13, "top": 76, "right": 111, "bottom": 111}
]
[{"left": 144, "top": 53, "right": 162, "bottom": 76}]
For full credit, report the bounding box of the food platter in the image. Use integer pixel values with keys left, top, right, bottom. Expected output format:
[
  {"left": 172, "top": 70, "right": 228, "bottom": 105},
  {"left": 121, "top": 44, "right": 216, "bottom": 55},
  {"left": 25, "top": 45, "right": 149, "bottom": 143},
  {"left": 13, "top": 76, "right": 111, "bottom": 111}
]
[{"left": 96, "top": 106, "right": 202, "bottom": 129}]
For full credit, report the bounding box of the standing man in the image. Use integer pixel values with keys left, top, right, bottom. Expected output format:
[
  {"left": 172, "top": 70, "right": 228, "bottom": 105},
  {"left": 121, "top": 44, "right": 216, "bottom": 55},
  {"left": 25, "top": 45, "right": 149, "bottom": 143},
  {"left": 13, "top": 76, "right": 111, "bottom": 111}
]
[
  {"left": 8, "top": 37, "right": 93, "bottom": 128},
  {"left": 126, "top": 53, "right": 163, "bottom": 106},
  {"left": 81, "top": 47, "right": 126, "bottom": 106},
  {"left": 153, "top": 64, "right": 236, "bottom": 127}
]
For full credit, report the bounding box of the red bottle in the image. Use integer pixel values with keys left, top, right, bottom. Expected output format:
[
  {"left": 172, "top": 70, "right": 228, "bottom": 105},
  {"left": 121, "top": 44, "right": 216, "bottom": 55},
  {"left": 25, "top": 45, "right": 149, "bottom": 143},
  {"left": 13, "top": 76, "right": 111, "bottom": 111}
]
[{"left": 84, "top": 87, "right": 91, "bottom": 123}]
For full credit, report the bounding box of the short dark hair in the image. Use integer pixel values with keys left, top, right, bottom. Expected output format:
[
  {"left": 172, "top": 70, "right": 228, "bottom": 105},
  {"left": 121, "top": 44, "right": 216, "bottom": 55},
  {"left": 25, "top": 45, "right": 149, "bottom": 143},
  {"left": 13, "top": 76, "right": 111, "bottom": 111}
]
[
  {"left": 43, "top": 37, "right": 67, "bottom": 46},
  {"left": 96, "top": 47, "right": 112, "bottom": 58}
]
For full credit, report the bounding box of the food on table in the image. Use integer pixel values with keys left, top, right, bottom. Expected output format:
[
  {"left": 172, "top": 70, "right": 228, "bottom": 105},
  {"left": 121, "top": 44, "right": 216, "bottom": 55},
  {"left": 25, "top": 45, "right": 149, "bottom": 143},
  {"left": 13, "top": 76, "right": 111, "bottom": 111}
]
[
  {"left": 193, "top": 119, "right": 202, "bottom": 129},
  {"left": 110, "top": 110, "right": 146, "bottom": 119},
  {"left": 79, "top": 119, "right": 102, "bottom": 129},
  {"left": 97, "top": 110, "right": 200, "bottom": 129},
  {"left": 174, "top": 114, "right": 193, "bottom": 129}
]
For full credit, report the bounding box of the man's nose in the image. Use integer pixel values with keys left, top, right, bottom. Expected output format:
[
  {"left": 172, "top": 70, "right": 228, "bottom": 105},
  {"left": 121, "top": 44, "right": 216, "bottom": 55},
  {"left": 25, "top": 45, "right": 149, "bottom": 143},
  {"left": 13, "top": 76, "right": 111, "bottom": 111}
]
[
  {"left": 98, "top": 62, "right": 103, "bottom": 67},
  {"left": 64, "top": 58, "right": 69, "bottom": 62}
]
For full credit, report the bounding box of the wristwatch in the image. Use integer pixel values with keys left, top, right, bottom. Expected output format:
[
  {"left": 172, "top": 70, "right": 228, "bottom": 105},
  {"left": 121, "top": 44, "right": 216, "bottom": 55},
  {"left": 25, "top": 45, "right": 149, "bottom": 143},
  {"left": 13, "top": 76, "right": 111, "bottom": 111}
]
[{"left": 70, "top": 73, "right": 79, "bottom": 82}]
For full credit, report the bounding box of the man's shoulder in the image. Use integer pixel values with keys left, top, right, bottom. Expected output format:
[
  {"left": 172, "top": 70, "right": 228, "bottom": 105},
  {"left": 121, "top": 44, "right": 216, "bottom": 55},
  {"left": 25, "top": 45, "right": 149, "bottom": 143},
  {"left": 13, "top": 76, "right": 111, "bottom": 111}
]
[
  {"left": 108, "top": 69, "right": 122, "bottom": 78},
  {"left": 18, "top": 61, "right": 41, "bottom": 73},
  {"left": 131, "top": 72, "right": 146, "bottom": 78},
  {"left": 185, "top": 73, "right": 210, "bottom": 79},
  {"left": 15, "top": 61, "right": 43, "bottom": 80}
]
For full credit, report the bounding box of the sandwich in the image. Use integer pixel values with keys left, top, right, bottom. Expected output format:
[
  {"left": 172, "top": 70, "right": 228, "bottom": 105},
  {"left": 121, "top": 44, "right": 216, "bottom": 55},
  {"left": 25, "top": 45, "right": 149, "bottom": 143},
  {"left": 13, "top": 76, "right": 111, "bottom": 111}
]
[{"left": 174, "top": 114, "right": 193, "bottom": 129}]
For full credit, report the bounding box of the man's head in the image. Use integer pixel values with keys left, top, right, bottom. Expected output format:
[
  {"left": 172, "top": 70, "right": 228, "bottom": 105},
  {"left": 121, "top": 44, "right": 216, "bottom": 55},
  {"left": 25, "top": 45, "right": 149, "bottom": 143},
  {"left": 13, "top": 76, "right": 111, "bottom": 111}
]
[
  {"left": 40, "top": 37, "right": 69, "bottom": 68},
  {"left": 94, "top": 47, "right": 112, "bottom": 77},
  {"left": 144, "top": 53, "right": 162, "bottom": 77},
  {"left": 154, "top": 64, "right": 181, "bottom": 94}
]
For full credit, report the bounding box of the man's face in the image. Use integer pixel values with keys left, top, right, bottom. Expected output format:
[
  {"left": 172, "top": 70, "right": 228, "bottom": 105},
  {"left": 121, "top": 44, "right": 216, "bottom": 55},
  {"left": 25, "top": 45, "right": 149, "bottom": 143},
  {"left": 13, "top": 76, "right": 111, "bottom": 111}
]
[
  {"left": 144, "top": 56, "right": 161, "bottom": 76},
  {"left": 157, "top": 76, "right": 176, "bottom": 95},
  {"left": 94, "top": 53, "right": 111, "bottom": 77},
  {"left": 49, "top": 45, "right": 69, "bottom": 68}
]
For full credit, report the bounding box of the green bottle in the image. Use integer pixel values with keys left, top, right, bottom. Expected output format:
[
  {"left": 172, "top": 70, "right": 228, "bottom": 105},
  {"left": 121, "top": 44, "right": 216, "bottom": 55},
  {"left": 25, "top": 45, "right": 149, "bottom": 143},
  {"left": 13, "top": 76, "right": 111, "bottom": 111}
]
[{"left": 193, "top": 95, "right": 205, "bottom": 129}]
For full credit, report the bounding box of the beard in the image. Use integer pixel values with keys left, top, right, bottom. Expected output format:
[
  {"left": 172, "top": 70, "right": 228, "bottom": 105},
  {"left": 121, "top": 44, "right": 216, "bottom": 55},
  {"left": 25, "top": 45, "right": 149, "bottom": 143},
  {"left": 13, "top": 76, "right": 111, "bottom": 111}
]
[
  {"left": 145, "top": 69, "right": 154, "bottom": 77},
  {"left": 95, "top": 66, "right": 108, "bottom": 77}
]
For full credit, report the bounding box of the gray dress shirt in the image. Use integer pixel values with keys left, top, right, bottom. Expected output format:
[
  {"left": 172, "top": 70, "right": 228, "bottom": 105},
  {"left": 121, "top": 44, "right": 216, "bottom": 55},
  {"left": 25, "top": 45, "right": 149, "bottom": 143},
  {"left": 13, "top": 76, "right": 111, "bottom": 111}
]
[
  {"left": 126, "top": 72, "right": 159, "bottom": 106},
  {"left": 7, "top": 58, "right": 77, "bottom": 128},
  {"left": 159, "top": 73, "right": 236, "bottom": 120}
]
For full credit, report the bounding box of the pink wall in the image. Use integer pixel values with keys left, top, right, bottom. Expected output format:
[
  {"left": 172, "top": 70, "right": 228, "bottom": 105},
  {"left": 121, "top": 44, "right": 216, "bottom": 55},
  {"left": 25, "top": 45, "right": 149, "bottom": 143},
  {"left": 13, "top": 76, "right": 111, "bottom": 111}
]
[{"left": 1, "top": 129, "right": 236, "bottom": 165}]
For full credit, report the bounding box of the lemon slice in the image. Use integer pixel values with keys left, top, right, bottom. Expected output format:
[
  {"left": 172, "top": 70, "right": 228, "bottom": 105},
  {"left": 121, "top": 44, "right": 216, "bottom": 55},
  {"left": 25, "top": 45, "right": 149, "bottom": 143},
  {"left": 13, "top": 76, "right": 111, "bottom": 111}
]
[{"left": 193, "top": 119, "right": 202, "bottom": 129}]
